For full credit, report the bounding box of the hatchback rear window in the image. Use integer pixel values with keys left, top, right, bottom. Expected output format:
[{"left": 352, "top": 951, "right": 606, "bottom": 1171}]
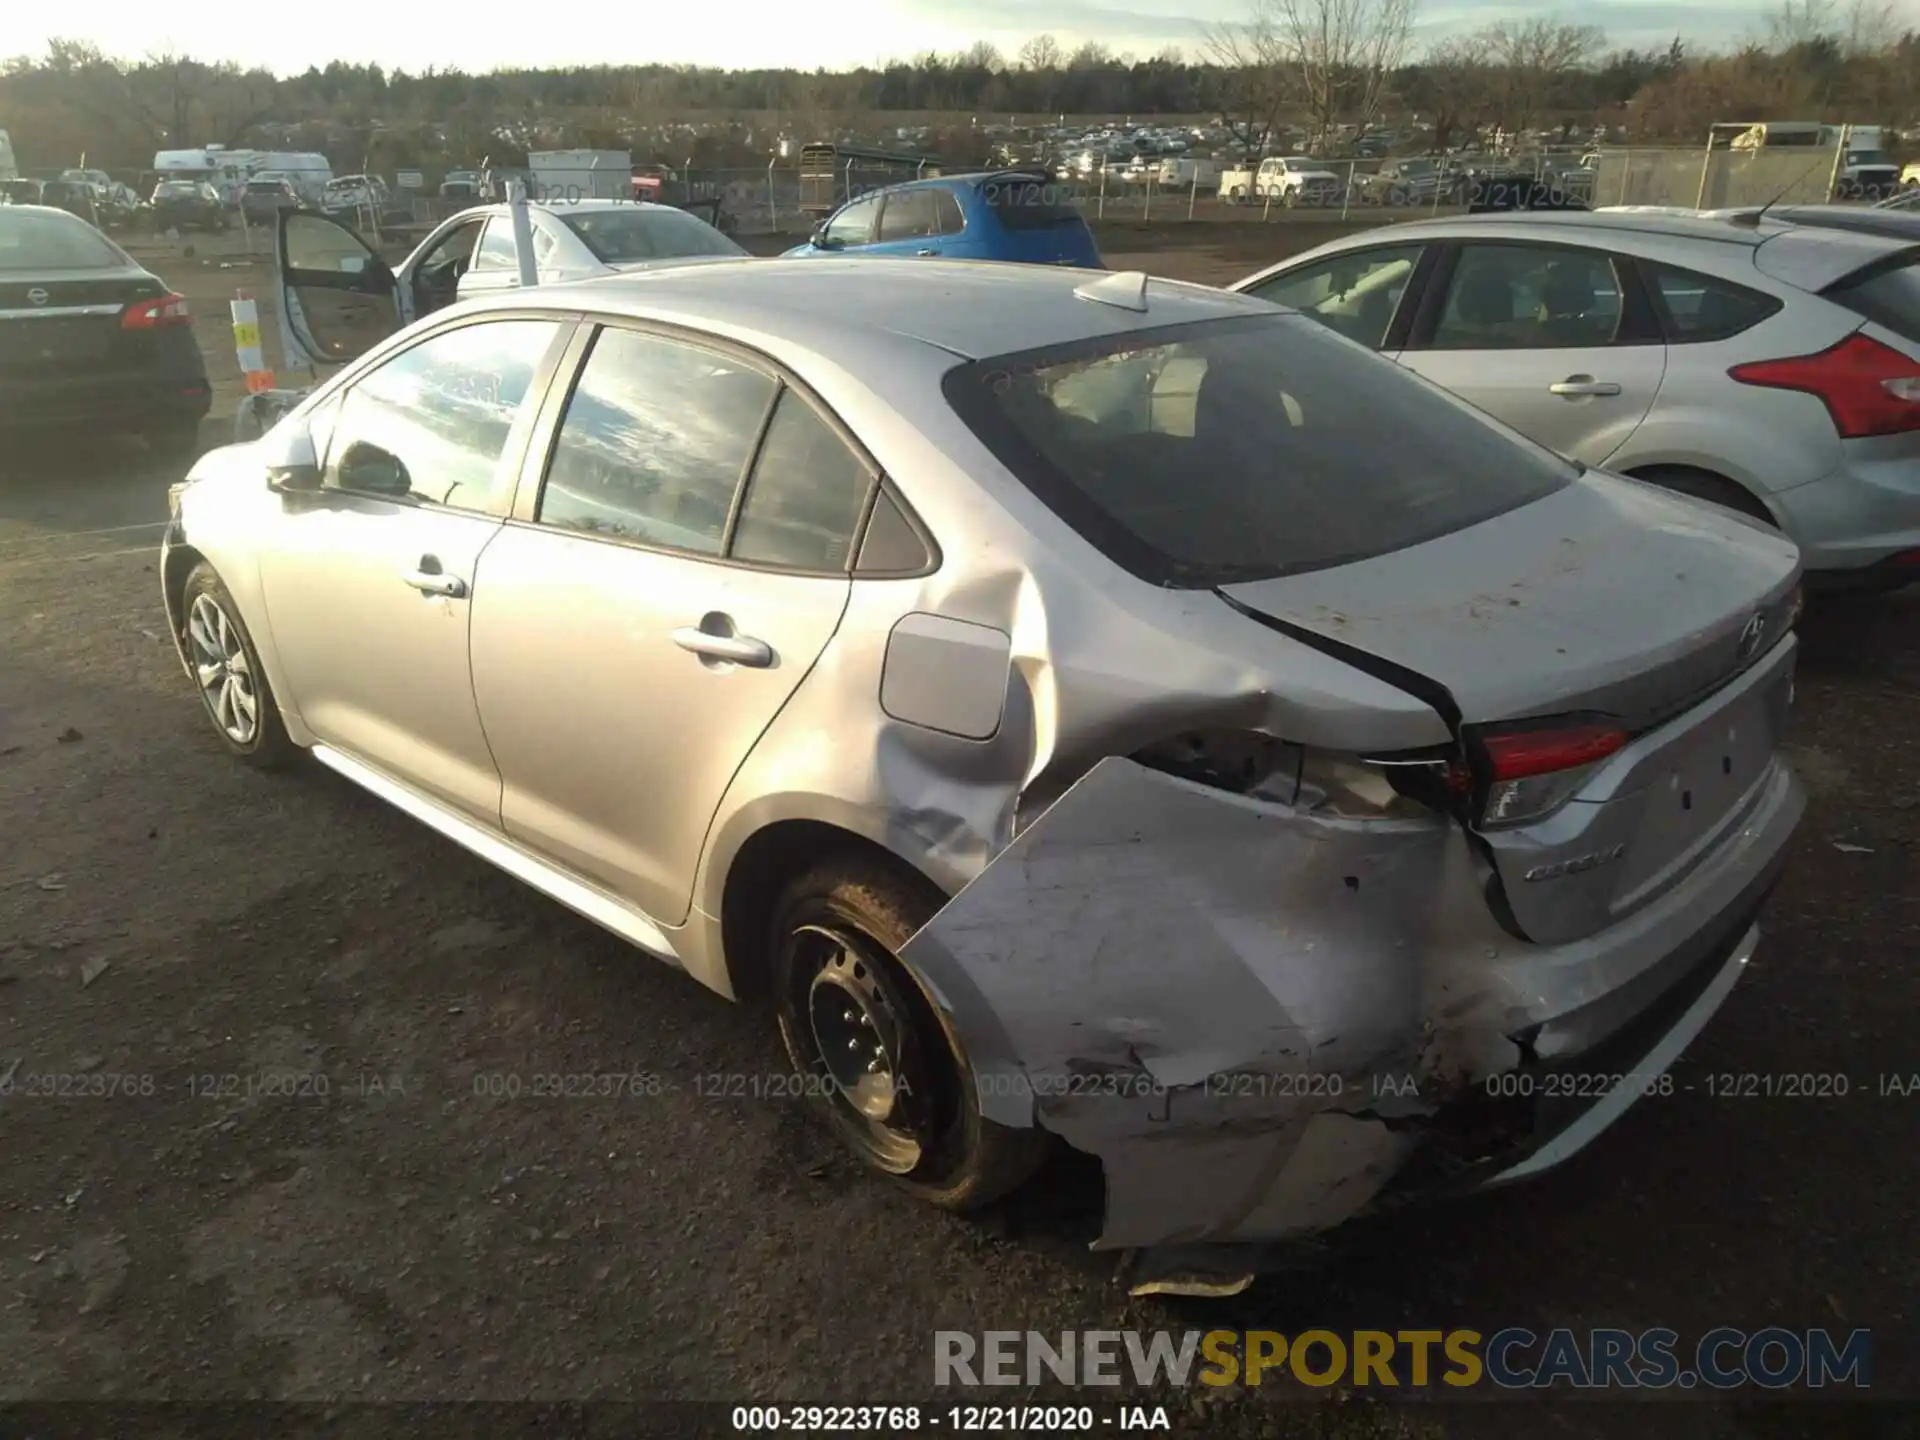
[
  {"left": 1825, "top": 252, "right": 1920, "bottom": 343},
  {"left": 943, "top": 313, "right": 1577, "bottom": 588},
  {"left": 0, "top": 209, "right": 126, "bottom": 270},
  {"left": 981, "top": 177, "right": 1085, "bottom": 231}
]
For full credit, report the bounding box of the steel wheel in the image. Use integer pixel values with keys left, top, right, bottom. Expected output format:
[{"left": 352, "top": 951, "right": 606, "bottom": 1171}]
[
  {"left": 187, "top": 592, "right": 260, "bottom": 745},
  {"left": 781, "top": 921, "right": 948, "bottom": 1175}
]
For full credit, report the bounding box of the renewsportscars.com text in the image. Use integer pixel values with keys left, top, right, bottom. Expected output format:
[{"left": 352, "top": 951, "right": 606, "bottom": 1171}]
[{"left": 934, "top": 1328, "right": 1872, "bottom": 1391}]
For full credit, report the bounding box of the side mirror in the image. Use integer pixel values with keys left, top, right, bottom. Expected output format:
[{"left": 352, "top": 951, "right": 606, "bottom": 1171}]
[
  {"left": 262, "top": 424, "right": 322, "bottom": 492},
  {"left": 811, "top": 224, "right": 839, "bottom": 250},
  {"left": 336, "top": 440, "right": 411, "bottom": 498}
]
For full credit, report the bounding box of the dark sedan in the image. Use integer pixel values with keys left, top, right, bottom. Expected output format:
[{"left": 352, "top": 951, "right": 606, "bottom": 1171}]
[
  {"left": 150, "top": 179, "right": 230, "bottom": 233},
  {"left": 1, "top": 205, "right": 211, "bottom": 453}
]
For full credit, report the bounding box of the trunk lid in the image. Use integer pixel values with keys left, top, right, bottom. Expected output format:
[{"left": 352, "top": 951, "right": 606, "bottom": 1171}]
[
  {"left": 1216, "top": 471, "right": 1799, "bottom": 731},
  {"left": 0, "top": 266, "right": 166, "bottom": 378},
  {"left": 1218, "top": 471, "right": 1802, "bottom": 944}
]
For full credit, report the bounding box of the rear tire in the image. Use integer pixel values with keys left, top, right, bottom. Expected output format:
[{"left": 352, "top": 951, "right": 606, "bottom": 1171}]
[
  {"left": 180, "top": 562, "right": 297, "bottom": 770},
  {"left": 768, "top": 856, "right": 1050, "bottom": 1212},
  {"left": 1632, "top": 465, "right": 1776, "bottom": 526}
]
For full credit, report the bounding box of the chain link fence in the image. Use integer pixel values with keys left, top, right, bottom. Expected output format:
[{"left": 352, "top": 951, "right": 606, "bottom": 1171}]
[{"left": 1589, "top": 145, "right": 1850, "bottom": 209}]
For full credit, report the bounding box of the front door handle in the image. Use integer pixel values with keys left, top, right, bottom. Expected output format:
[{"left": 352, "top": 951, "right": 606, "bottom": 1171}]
[
  {"left": 916, "top": 248, "right": 939, "bottom": 256},
  {"left": 402, "top": 558, "right": 467, "bottom": 598},
  {"left": 671, "top": 626, "right": 773, "bottom": 668},
  {"left": 1548, "top": 376, "right": 1622, "bottom": 397}
]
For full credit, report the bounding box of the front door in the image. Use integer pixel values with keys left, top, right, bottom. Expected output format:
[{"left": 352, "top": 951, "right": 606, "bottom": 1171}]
[
  {"left": 258, "top": 316, "right": 569, "bottom": 823},
  {"left": 867, "top": 188, "right": 946, "bottom": 257},
  {"left": 276, "top": 210, "right": 407, "bottom": 369},
  {"left": 470, "top": 322, "right": 876, "bottom": 924},
  {"left": 1393, "top": 241, "right": 1667, "bottom": 466}
]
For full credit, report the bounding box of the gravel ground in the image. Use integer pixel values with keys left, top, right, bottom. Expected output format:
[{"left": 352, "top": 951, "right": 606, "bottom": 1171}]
[{"left": 0, "top": 223, "right": 1914, "bottom": 1438}]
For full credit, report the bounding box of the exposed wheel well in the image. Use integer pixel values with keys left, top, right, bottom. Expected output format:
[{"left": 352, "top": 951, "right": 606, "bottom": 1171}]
[
  {"left": 1623, "top": 463, "right": 1777, "bottom": 526},
  {"left": 163, "top": 542, "right": 207, "bottom": 637},
  {"left": 719, "top": 820, "right": 948, "bottom": 1002}
]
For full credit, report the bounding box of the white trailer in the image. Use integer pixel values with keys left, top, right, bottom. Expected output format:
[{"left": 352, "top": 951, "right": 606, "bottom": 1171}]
[{"left": 527, "top": 150, "right": 630, "bottom": 203}]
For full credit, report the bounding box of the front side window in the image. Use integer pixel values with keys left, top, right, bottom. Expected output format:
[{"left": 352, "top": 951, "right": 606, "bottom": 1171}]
[
  {"left": 824, "top": 195, "right": 882, "bottom": 247},
  {"left": 536, "top": 327, "right": 776, "bottom": 553},
  {"left": 327, "top": 319, "right": 561, "bottom": 513},
  {"left": 943, "top": 314, "right": 1575, "bottom": 587},
  {"left": 1243, "top": 245, "right": 1424, "bottom": 349},
  {"left": 1428, "top": 243, "right": 1623, "bottom": 350}
]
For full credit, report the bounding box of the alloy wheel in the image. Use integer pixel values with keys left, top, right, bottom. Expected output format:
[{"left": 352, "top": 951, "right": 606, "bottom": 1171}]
[{"left": 187, "top": 593, "right": 259, "bottom": 744}]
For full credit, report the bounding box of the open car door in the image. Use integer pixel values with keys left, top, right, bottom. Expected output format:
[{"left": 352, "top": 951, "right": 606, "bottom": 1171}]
[{"left": 275, "top": 209, "right": 409, "bottom": 370}]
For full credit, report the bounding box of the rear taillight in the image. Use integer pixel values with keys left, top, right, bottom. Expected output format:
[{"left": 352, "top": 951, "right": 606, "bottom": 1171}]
[
  {"left": 1470, "top": 720, "right": 1628, "bottom": 828},
  {"left": 1729, "top": 332, "right": 1920, "bottom": 439},
  {"left": 122, "top": 293, "right": 191, "bottom": 329}
]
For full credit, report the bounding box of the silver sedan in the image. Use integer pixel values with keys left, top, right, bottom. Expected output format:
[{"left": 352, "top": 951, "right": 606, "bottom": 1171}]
[{"left": 161, "top": 259, "right": 1804, "bottom": 1267}]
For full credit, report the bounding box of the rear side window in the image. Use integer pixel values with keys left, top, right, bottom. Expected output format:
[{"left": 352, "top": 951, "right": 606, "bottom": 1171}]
[
  {"left": 1641, "top": 261, "right": 1781, "bottom": 342},
  {"left": 730, "top": 390, "right": 875, "bottom": 571},
  {"left": 982, "top": 177, "right": 1084, "bottom": 231},
  {"left": 474, "top": 218, "right": 517, "bottom": 271},
  {"left": 1825, "top": 254, "right": 1920, "bottom": 344},
  {"left": 944, "top": 314, "right": 1577, "bottom": 588}
]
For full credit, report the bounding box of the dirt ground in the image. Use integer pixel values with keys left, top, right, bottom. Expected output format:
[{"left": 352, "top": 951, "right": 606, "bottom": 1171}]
[{"left": 0, "top": 220, "right": 1916, "bottom": 1437}]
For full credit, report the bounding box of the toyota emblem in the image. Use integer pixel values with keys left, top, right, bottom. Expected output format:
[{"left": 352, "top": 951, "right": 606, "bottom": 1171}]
[
  {"left": 1736, "top": 612, "right": 1768, "bottom": 662},
  {"left": 26, "top": 287, "right": 49, "bottom": 306}
]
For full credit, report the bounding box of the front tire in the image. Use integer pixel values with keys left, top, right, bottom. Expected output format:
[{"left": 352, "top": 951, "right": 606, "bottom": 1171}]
[
  {"left": 769, "top": 856, "right": 1049, "bottom": 1211},
  {"left": 180, "top": 562, "right": 297, "bottom": 769}
]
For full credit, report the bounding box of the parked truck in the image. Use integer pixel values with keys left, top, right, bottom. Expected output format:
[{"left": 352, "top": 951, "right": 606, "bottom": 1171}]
[{"left": 1217, "top": 155, "right": 1344, "bottom": 206}]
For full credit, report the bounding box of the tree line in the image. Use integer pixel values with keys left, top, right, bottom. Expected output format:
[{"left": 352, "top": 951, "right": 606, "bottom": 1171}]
[{"left": 3, "top": 0, "right": 1917, "bottom": 175}]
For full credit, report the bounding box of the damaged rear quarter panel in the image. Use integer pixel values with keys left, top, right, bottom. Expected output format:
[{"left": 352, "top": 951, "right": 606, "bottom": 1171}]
[{"left": 897, "top": 755, "right": 1528, "bottom": 1249}]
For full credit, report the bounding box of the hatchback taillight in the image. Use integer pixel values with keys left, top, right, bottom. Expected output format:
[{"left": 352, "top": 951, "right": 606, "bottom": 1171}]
[
  {"left": 122, "top": 293, "right": 191, "bottom": 329},
  {"left": 1728, "top": 332, "right": 1920, "bottom": 439}
]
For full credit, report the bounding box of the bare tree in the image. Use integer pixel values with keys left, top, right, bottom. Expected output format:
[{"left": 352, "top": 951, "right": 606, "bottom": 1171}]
[
  {"left": 1018, "top": 35, "right": 1064, "bottom": 71},
  {"left": 1203, "top": 1, "right": 1292, "bottom": 159},
  {"left": 1413, "top": 36, "right": 1495, "bottom": 153},
  {"left": 1480, "top": 18, "right": 1605, "bottom": 138},
  {"left": 1271, "top": 0, "right": 1417, "bottom": 150}
]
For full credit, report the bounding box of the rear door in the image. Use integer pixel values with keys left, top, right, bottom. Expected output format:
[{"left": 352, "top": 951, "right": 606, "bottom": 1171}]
[
  {"left": 1394, "top": 239, "right": 1667, "bottom": 465},
  {"left": 866, "top": 188, "right": 945, "bottom": 257},
  {"left": 469, "top": 320, "right": 876, "bottom": 925}
]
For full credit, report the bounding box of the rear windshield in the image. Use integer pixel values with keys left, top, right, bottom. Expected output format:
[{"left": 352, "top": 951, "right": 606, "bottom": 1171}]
[
  {"left": 1826, "top": 254, "right": 1920, "bottom": 343},
  {"left": 156, "top": 182, "right": 197, "bottom": 197},
  {"left": 0, "top": 209, "right": 127, "bottom": 270},
  {"left": 981, "top": 177, "right": 1086, "bottom": 231},
  {"left": 943, "top": 313, "right": 1577, "bottom": 587},
  {"left": 559, "top": 208, "right": 747, "bottom": 262}
]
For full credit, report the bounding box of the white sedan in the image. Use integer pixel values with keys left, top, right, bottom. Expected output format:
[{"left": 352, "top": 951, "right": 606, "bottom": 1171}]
[{"left": 274, "top": 198, "right": 747, "bottom": 368}]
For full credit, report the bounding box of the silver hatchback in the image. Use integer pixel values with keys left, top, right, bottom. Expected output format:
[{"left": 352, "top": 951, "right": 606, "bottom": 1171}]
[
  {"left": 162, "top": 260, "right": 1803, "bottom": 1265},
  {"left": 1234, "top": 210, "right": 1920, "bottom": 589}
]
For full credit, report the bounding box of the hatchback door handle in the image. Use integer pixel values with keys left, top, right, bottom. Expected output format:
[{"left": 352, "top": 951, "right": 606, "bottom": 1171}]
[
  {"left": 402, "top": 562, "right": 467, "bottom": 598},
  {"left": 671, "top": 626, "right": 773, "bottom": 668},
  {"left": 1549, "top": 376, "right": 1622, "bottom": 397}
]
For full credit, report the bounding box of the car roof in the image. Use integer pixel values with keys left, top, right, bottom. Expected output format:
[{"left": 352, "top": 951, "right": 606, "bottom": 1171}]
[{"left": 475, "top": 257, "right": 1265, "bottom": 360}]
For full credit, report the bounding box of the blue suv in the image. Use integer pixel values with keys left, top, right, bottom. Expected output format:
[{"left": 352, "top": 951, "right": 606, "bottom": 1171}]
[{"left": 784, "top": 171, "right": 1104, "bottom": 269}]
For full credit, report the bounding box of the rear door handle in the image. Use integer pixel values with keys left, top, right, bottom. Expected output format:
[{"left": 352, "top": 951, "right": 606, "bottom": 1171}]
[
  {"left": 671, "top": 626, "right": 773, "bottom": 668},
  {"left": 1549, "top": 376, "right": 1622, "bottom": 397},
  {"left": 402, "top": 558, "right": 467, "bottom": 598}
]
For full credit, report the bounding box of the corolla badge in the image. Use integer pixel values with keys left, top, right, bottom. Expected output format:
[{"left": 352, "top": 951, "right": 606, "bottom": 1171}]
[
  {"left": 1524, "top": 843, "right": 1628, "bottom": 883},
  {"left": 1737, "top": 612, "right": 1768, "bottom": 663}
]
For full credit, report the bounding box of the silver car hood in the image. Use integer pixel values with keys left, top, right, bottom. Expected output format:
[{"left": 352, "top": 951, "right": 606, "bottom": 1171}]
[{"left": 1217, "top": 471, "right": 1801, "bottom": 729}]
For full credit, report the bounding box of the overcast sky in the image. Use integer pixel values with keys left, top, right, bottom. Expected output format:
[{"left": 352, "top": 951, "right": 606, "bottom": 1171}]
[{"left": 8, "top": 0, "right": 1881, "bottom": 77}]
